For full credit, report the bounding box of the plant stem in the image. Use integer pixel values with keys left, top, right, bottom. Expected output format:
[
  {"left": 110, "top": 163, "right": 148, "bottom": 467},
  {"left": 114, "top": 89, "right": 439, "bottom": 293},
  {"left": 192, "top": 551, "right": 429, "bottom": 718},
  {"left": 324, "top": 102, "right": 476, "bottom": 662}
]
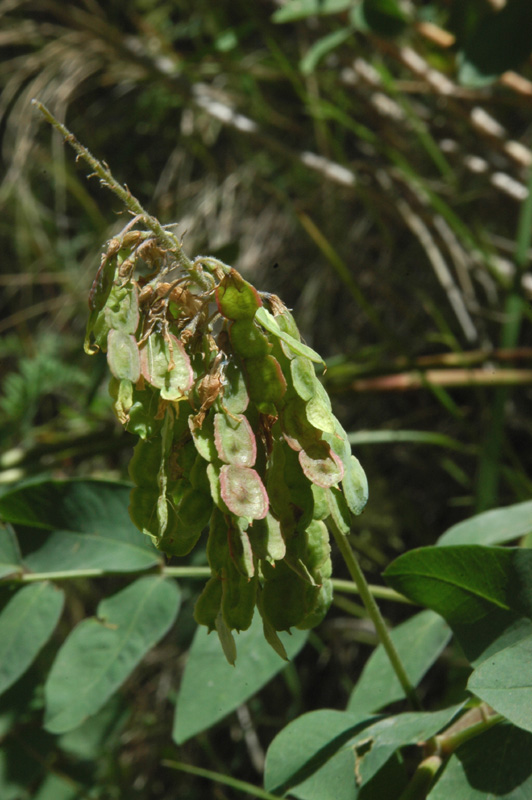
[
  {"left": 330, "top": 519, "right": 422, "bottom": 710},
  {"left": 162, "top": 760, "right": 282, "bottom": 800},
  {"left": 397, "top": 755, "right": 443, "bottom": 800},
  {"left": 332, "top": 578, "right": 414, "bottom": 604},
  {"left": 11, "top": 566, "right": 211, "bottom": 583},
  {"left": 435, "top": 710, "right": 503, "bottom": 756},
  {"left": 31, "top": 100, "right": 213, "bottom": 290}
]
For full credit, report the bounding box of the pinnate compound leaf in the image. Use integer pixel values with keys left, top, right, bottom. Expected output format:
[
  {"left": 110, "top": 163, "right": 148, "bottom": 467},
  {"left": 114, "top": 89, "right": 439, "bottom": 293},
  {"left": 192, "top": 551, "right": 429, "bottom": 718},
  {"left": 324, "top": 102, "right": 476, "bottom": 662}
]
[
  {"left": 427, "top": 721, "right": 532, "bottom": 799},
  {"left": 220, "top": 465, "right": 268, "bottom": 519},
  {"left": 174, "top": 611, "right": 308, "bottom": 743},
  {"left": 468, "top": 635, "right": 532, "bottom": 734},
  {"left": 384, "top": 546, "right": 532, "bottom": 665},
  {"left": 437, "top": 500, "right": 532, "bottom": 546},
  {"left": 348, "top": 610, "right": 452, "bottom": 715},
  {"left": 0, "top": 583, "right": 64, "bottom": 696},
  {"left": 44, "top": 576, "right": 180, "bottom": 733},
  {"left": 0, "top": 479, "right": 160, "bottom": 574},
  {"left": 107, "top": 330, "right": 140, "bottom": 382}
]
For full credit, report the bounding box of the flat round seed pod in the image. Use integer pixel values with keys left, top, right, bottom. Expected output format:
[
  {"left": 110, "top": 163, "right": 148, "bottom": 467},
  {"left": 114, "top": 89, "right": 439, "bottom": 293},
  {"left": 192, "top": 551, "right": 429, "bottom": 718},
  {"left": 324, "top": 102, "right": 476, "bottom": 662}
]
[
  {"left": 214, "top": 412, "right": 257, "bottom": 467},
  {"left": 229, "top": 319, "right": 272, "bottom": 359},
  {"left": 244, "top": 355, "right": 287, "bottom": 405},
  {"left": 107, "top": 329, "right": 140, "bottom": 382},
  {"left": 299, "top": 442, "right": 344, "bottom": 489},
  {"left": 139, "top": 333, "right": 193, "bottom": 400},
  {"left": 220, "top": 464, "right": 269, "bottom": 520},
  {"left": 216, "top": 269, "right": 263, "bottom": 320}
]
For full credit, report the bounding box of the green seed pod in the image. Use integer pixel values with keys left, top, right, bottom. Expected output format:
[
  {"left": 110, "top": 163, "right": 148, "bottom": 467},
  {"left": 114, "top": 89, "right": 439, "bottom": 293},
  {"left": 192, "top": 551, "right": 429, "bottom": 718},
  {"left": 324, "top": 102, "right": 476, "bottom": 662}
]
[
  {"left": 107, "top": 330, "right": 140, "bottom": 382},
  {"left": 215, "top": 269, "right": 263, "bottom": 320},
  {"left": 311, "top": 484, "right": 330, "bottom": 520},
  {"left": 262, "top": 560, "right": 318, "bottom": 631},
  {"left": 222, "top": 361, "right": 249, "bottom": 415},
  {"left": 129, "top": 486, "right": 159, "bottom": 537},
  {"left": 126, "top": 383, "right": 163, "bottom": 439},
  {"left": 304, "top": 519, "right": 331, "bottom": 573},
  {"left": 139, "top": 332, "right": 193, "bottom": 401},
  {"left": 194, "top": 576, "right": 222, "bottom": 632},
  {"left": 229, "top": 319, "right": 271, "bottom": 359},
  {"left": 281, "top": 396, "right": 322, "bottom": 452},
  {"left": 296, "top": 579, "right": 333, "bottom": 630},
  {"left": 159, "top": 487, "right": 212, "bottom": 557},
  {"left": 248, "top": 512, "right": 286, "bottom": 563},
  {"left": 129, "top": 437, "right": 163, "bottom": 488},
  {"left": 219, "top": 464, "right": 269, "bottom": 521},
  {"left": 244, "top": 355, "right": 287, "bottom": 406},
  {"left": 214, "top": 412, "right": 257, "bottom": 467},
  {"left": 104, "top": 282, "right": 139, "bottom": 335},
  {"left": 228, "top": 521, "right": 255, "bottom": 577},
  {"left": 290, "top": 356, "right": 317, "bottom": 402},
  {"left": 222, "top": 561, "right": 257, "bottom": 632},
  {"left": 299, "top": 441, "right": 344, "bottom": 489},
  {"left": 206, "top": 508, "right": 229, "bottom": 575},
  {"left": 165, "top": 489, "right": 212, "bottom": 556},
  {"left": 189, "top": 410, "right": 217, "bottom": 462}
]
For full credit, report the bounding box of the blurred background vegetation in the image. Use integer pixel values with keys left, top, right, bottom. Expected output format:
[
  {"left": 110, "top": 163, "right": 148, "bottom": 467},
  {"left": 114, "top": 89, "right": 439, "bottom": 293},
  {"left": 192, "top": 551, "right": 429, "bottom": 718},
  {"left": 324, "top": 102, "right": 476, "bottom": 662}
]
[{"left": 1, "top": 0, "right": 532, "bottom": 797}]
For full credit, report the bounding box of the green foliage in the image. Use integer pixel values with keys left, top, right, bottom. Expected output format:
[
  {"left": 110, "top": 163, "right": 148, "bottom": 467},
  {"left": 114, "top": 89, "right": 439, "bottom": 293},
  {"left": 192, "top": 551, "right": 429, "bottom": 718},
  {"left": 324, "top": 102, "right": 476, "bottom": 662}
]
[{"left": 1, "top": 0, "right": 532, "bottom": 797}]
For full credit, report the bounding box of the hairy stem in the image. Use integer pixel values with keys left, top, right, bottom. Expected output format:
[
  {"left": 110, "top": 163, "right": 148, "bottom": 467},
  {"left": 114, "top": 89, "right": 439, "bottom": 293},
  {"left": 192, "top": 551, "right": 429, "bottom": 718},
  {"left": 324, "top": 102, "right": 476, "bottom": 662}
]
[
  {"left": 31, "top": 100, "right": 214, "bottom": 290},
  {"left": 330, "top": 519, "right": 422, "bottom": 710}
]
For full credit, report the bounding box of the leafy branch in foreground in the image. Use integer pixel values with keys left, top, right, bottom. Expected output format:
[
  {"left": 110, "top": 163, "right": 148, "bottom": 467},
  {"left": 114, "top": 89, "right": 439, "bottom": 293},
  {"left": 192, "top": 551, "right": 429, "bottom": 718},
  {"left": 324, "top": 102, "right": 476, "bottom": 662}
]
[{"left": 33, "top": 101, "right": 370, "bottom": 665}]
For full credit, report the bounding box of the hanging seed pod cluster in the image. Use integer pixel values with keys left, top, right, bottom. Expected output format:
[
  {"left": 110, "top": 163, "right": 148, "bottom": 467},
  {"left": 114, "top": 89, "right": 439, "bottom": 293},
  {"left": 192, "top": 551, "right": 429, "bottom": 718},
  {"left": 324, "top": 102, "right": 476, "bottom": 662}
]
[{"left": 85, "top": 219, "right": 368, "bottom": 662}]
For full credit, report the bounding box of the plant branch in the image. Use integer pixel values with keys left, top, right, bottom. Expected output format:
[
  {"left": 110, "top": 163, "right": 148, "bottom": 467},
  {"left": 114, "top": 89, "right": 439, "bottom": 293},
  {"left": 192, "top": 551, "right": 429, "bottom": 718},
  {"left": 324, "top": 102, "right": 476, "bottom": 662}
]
[
  {"left": 330, "top": 519, "right": 422, "bottom": 710},
  {"left": 162, "top": 760, "right": 282, "bottom": 800},
  {"left": 30, "top": 100, "right": 217, "bottom": 289}
]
